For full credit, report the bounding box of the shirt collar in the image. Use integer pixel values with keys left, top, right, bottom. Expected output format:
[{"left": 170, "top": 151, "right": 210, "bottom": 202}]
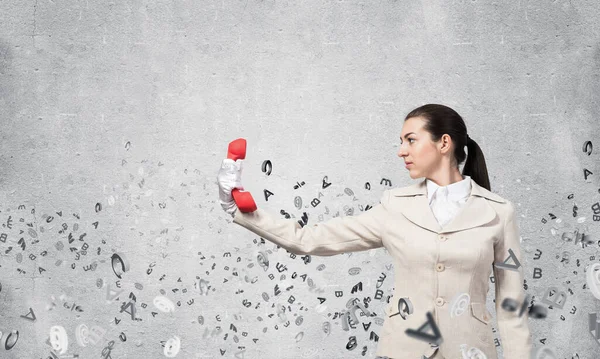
[{"left": 426, "top": 175, "right": 472, "bottom": 204}]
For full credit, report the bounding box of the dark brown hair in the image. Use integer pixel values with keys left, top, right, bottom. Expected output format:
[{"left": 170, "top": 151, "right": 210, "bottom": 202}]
[{"left": 404, "top": 104, "right": 491, "bottom": 191}]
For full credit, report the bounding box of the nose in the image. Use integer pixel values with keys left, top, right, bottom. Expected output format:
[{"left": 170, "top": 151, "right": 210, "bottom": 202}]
[{"left": 398, "top": 147, "right": 408, "bottom": 158}]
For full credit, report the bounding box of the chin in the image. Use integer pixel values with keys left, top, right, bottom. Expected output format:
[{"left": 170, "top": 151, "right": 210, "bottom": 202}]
[{"left": 408, "top": 172, "right": 423, "bottom": 179}]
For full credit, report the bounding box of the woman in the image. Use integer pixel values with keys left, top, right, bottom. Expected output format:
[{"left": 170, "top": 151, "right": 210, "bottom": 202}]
[{"left": 217, "top": 104, "right": 532, "bottom": 359}]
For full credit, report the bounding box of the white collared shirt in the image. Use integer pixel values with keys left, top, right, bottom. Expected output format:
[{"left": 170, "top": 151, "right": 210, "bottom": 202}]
[{"left": 426, "top": 175, "right": 472, "bottom": 228}]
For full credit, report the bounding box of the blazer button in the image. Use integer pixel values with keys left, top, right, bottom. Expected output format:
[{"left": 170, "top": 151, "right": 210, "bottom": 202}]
[
  {"left": 436, "top": 263, "right": 445, "bottom": 272},
  {"left": 435, "top": 297, "right": 444, "bottom": 306}
]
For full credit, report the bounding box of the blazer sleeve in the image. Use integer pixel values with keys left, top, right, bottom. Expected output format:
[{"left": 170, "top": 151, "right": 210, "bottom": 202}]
[
  {"left": 493, "top": 201, "right": 533, "bottom": 359},
  {"left": 231, "top": 190, "right": 391, "bottom": 256}
]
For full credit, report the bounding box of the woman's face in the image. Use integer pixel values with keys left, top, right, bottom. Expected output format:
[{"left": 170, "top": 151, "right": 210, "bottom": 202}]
[{"left": 397, "top": 117, "right": 446, "bottom": 180}]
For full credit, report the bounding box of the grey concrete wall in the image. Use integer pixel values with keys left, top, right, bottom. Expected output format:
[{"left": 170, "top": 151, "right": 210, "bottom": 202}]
[{"left": 0, "top": 0, "right": 599, "bottom": 358}]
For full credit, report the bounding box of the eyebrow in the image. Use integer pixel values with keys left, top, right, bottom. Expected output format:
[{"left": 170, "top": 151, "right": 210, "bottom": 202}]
[{"left": 401, "top": 132, "right": 416, "bottom": 139}]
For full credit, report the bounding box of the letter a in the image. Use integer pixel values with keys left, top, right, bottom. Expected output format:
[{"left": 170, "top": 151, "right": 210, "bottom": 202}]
[
  {"left": 405, "top": 311, "right": 443, "bottom": 346},
  {"left": 494, "top": 248, "right": 521, "bottom": 271}
]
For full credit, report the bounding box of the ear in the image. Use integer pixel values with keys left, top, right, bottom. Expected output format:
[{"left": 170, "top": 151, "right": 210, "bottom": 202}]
[{"left": 440, "top": 134, "right": 453, "bottom": 152}]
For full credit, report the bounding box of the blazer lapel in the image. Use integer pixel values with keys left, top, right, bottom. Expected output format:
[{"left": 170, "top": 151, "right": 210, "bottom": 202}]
[{"left": 389, "top": 177, "right": 506, "bottom": 234}]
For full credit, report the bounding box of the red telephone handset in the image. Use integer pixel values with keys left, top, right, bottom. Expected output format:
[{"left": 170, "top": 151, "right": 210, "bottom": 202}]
[{"left": 227, "top": 138, "right": 257, "bottom": 213}]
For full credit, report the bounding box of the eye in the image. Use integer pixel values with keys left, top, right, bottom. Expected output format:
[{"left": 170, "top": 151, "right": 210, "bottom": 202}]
[{"left": 407, "top": 138, "right": 414, "bottom": 143}]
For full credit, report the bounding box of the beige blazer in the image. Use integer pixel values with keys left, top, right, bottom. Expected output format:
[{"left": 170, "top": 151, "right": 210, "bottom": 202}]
[{"left": 232, "top": 177, "right": 532, "bottom": 359}]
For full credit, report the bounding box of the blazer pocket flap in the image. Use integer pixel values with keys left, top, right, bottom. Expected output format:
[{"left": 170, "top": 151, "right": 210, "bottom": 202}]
[{"left": 470, "top": 302, "right": 490, "bottom": 324}]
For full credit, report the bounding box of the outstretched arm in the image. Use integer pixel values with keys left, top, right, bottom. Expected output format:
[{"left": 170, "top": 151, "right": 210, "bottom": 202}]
[{"left": 232, "top": 190, "right": 391, "bottom": 256}]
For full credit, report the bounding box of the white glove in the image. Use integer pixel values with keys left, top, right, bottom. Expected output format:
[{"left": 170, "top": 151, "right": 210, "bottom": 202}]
[{"left": 217, "top": 158, "right": 244, "bottom": 217}]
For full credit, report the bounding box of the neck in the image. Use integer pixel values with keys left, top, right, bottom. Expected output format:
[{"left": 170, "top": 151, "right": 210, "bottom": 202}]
[{"left": 427, "top": 169, "right": 464, "bottom": 187}]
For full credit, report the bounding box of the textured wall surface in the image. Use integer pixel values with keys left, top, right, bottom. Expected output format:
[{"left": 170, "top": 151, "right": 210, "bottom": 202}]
[{"left": 0, "top": 0, "right": 599, "bottom": 358}]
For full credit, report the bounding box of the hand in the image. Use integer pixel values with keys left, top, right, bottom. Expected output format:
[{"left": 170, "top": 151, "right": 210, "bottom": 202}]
[{"left": 217, "top": 158, "right": 243, "bottom": 217}]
